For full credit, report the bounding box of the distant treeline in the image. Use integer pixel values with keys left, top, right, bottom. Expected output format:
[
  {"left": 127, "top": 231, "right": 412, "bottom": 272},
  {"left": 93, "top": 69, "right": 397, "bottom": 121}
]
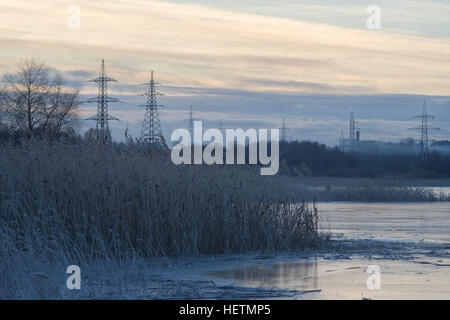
[
  {"left": 1, "top": 130, "right": 449, "bottom": 178},
  {"left": 280, "top": 140, "right": 450, "bottom": 178}
]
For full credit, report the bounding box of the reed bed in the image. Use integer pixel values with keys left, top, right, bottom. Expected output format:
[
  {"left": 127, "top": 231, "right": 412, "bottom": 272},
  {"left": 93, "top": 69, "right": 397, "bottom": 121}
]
[{"left": 0, "top": 141, "right": 324, "bottom": 298}]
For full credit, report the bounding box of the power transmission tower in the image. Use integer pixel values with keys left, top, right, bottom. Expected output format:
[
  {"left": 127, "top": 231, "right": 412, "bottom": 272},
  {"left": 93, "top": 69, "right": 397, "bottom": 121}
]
[
  {"left": 280, "top": 118, "right": 290, "bottom": 143},
  {"left": 185, "top": 106, "right": 201, "bottom": 144},
  {"left": 349, "top": 112, "right": 360, "bottom": 156},
  {"left": 408, "top": 101, "right": 440, "bottom": 160},
  {"left": 218, "top": 119, "right": 231, "bottom": 135},
  {"left": 188, "top": 105, "right": 194, "bottom": 138},
  {"left": 139, "top": 71, "right": 166, "bottom": 149},
  {"left": 86, "top": 59, "right": 120, "bottom": 144},
  {"left": 339, "top": 130, "right": 346, "bottom": 152}
]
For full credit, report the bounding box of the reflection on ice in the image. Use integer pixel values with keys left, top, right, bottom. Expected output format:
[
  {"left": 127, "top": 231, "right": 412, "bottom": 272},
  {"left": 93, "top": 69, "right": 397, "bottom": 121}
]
[
  {"left": 209, "top": 260, "right": 319, "bottom": 289},
  {"left": 206, "top": 202, "right": 450, "bottom": 299}
]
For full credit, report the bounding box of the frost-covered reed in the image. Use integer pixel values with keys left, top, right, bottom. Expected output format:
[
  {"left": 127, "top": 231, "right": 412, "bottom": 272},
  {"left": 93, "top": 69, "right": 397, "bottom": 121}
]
[{"left": 0, "top": 141, "right": 324, "bottom": 298}]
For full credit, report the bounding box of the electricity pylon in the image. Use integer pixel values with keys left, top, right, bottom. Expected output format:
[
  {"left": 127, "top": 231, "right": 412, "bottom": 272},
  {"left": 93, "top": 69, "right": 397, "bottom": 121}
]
[
  {"left": 85, "top": 59, "right": 120, "bottom": 144},
  {"left": 339, "top": 130, "right": 346, "bottom": 152},
  {"left": 280, "top": 117, "right": 290, "bottom": 143},
  {"left": 139, "top": 71, "right": 166, "bottom": 149},
  {"left": 185, "top": 106, "right": 200, "bottom": 144},
  {"left": 349, "top": 112, "right": 360, "bottom": 156},
  {"left": 408, "top": 101, "right": 440, "bottom": 160},
  {"left": 188, "top": 105, "right": 194, "bottom": 138}
]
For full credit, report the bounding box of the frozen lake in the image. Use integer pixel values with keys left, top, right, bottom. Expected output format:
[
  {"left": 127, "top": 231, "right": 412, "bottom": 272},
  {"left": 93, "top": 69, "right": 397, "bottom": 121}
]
[
  {"left": 319, "top": 202, "right": 450, "bottom": 243},
  {"left": 202, "top": 202, "right": 450, "bottom": 299}
]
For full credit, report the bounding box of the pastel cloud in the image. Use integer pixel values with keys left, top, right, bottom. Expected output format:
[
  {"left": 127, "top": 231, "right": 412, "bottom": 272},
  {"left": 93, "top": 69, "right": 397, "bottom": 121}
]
[{"left": 0, "top": 0, "right": 449, "bottom": 96}]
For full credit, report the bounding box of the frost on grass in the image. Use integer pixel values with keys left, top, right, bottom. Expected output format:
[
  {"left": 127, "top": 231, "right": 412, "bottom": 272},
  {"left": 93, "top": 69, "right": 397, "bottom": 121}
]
[{"left": 0, "top": 141, "right": 326, "bottom": 299}]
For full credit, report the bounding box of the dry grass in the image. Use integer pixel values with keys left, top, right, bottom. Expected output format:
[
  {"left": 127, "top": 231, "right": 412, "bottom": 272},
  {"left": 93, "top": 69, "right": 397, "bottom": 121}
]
[{"left": 0, "top": 140, "right": 325, "bottom": 298}]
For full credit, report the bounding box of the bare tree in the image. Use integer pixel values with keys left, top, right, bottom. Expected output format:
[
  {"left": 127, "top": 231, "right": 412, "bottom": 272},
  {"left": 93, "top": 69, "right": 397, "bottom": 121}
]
[
  {"left": 0, "top": 59, "right": 80, "bottom": 139},
  {"left": 41, "top": 73, "right": 80, "bottom": 140}
]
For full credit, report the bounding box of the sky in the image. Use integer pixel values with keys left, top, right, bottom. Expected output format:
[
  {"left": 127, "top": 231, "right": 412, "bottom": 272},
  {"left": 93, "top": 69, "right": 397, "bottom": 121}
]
[{"left": 0, "top": 0, "right": 449, "bottom": 146}]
